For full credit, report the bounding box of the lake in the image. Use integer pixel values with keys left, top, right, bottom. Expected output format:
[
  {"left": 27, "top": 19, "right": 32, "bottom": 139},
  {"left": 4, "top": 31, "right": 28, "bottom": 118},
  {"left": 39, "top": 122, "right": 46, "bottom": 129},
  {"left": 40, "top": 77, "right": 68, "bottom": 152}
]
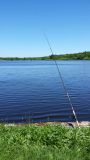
[{"left": 0, "top": 60, "right": 90, "bottom": 123}]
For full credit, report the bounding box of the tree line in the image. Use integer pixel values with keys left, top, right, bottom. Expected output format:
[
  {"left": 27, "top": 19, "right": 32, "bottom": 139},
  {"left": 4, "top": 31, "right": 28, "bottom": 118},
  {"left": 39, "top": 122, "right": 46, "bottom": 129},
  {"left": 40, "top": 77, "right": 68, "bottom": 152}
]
[{"left": 0, "top": 51, "right": 90, "bottom": 60}]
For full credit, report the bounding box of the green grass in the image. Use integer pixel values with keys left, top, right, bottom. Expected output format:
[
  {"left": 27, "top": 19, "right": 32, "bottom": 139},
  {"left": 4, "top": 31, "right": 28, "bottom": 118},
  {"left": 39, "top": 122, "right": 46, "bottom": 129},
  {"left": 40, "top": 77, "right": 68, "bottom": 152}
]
[{"left": 0, "top": 124, "right": 90, "bottom": 160}]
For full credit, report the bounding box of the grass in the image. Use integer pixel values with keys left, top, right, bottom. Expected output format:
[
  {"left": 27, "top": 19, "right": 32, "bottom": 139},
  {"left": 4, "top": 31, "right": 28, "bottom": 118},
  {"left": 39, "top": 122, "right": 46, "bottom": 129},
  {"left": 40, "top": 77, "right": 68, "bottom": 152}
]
[{"left": 0, "top": 124, "right": 90, "bottom": 160}]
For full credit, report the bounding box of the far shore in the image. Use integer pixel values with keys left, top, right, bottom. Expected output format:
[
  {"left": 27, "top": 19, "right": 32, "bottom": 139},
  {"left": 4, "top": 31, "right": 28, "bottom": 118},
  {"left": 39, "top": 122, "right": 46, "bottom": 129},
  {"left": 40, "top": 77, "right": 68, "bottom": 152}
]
[{"left": 0, "top": 51, "right": 90, "bottom": 60}]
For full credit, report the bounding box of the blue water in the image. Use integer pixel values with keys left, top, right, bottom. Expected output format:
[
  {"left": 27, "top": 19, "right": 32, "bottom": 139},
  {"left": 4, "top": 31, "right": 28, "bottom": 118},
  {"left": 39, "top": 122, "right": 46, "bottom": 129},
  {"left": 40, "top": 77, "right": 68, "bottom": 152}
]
[{"left": 0, "top": 60, "right": 90, "bottom": 123}]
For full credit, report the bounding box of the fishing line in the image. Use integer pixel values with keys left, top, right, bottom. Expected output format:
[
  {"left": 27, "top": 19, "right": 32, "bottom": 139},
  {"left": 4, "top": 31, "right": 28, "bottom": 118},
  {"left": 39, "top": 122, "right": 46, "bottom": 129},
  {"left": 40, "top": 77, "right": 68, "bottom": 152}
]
[{"left": 44, "top": 34, "right": 79, "bottom": 127}]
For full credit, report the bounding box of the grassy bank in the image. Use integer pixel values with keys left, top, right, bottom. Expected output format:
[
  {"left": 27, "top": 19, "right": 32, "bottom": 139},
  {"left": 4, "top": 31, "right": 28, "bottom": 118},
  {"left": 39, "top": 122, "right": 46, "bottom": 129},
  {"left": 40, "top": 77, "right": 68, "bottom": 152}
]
[{"left": 0, "top": 124, "right": 90, "bottom": 160}]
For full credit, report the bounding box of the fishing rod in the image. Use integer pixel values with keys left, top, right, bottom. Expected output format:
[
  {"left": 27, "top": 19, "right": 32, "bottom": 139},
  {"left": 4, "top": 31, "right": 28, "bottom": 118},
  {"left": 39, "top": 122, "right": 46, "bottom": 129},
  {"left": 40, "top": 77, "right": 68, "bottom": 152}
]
[{"left": 44, "top": 34, "right": 79, "bottom": 127}]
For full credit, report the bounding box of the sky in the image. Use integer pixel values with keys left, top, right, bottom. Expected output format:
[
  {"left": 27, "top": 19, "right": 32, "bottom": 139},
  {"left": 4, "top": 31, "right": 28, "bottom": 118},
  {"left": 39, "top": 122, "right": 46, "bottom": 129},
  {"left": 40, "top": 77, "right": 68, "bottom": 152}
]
[{"left": 0, "top": 0, "right": 90, "bottom": 57}]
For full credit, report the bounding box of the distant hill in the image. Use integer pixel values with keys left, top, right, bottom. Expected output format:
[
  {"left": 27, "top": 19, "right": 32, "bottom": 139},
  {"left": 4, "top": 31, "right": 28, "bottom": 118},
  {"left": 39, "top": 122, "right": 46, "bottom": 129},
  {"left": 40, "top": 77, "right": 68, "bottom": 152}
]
[{"left": 0, "top": 51, "right": 90, "bottom": 60}]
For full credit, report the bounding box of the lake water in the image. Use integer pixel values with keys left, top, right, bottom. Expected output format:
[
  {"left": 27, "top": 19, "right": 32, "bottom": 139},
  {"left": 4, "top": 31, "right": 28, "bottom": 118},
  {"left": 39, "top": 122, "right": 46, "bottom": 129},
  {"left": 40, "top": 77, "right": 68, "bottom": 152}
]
[{"left": 0, "top": 60, "right": 90, "bottom": 123}]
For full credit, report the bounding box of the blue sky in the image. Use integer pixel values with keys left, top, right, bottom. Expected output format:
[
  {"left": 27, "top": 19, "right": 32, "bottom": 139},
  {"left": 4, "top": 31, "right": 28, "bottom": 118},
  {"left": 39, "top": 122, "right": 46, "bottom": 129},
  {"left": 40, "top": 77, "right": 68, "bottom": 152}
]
[{"left": 0, "top": 0, "right": 90, "bottom": 57}]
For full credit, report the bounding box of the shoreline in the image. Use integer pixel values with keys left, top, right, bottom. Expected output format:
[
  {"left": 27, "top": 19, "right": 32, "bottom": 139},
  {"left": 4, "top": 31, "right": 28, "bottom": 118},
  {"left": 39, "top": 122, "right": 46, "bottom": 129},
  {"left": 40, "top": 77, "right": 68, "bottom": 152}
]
[
  {"left": 0, "top": 51, "right": 90, "bottom": 60},
  {"left": 3, "top": 121, "right": 90, "bottom": 127}
]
